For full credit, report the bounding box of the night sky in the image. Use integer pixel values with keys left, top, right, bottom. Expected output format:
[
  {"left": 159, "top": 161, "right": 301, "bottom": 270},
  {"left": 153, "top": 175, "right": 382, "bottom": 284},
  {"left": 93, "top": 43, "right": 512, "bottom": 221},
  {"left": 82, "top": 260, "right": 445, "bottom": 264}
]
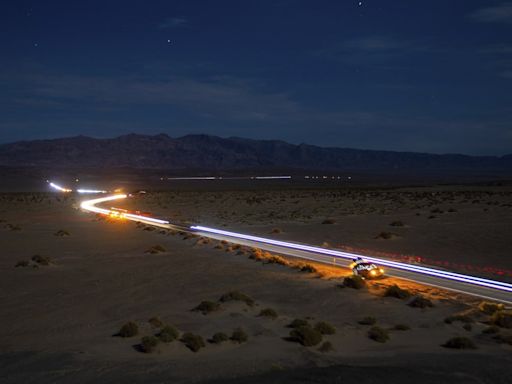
[{"left": 1, "top": 1, "right": 511, "bottom": 155}]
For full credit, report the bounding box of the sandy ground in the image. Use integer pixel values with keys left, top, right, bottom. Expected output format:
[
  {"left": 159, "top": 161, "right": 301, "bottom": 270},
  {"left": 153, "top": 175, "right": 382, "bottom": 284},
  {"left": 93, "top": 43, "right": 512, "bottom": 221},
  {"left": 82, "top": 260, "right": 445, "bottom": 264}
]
[{"left": 1, "top": 187, "right": 512, "bottom": 383}]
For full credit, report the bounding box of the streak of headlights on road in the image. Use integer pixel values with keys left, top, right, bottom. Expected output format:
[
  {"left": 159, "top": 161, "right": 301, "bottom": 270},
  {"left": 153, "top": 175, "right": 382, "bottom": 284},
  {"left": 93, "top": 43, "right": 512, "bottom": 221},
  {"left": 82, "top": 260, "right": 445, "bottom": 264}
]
[
  {"left": 191, "top": 226, "right": 512, "bottom": 293},
  {"left": 79, "top": 193, "right": 512, "bottom": 298}
]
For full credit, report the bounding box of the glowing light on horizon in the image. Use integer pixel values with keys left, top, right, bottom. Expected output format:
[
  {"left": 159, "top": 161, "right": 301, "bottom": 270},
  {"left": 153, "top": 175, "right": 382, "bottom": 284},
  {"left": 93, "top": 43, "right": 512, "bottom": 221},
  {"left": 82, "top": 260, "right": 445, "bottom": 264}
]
[{"left": 49, "top": 182, "right": 72, "bottom": 193}]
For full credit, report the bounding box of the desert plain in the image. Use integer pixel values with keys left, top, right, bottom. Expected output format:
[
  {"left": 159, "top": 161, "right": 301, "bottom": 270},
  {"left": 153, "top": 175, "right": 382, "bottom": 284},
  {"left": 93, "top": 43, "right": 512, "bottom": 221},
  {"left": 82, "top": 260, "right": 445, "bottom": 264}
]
[{"left": 1, "top": 182, "right": 512, "bottom": 383}]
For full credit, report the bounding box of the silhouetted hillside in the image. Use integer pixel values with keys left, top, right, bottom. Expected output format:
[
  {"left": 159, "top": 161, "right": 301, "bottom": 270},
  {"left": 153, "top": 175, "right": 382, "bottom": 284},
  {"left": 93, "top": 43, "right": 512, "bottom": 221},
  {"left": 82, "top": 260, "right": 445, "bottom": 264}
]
[{"left": 0, "top": 133, "right": 511, "bottom": 172}]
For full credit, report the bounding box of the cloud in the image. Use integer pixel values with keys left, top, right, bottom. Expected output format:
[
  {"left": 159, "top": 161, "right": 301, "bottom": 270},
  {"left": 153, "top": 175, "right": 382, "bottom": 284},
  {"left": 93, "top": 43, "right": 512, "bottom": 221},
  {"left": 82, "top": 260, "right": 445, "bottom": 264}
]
[
  {"left": 11, "top": 73, "right": 299, "bottom": 122},
  {"left": 158, "top": 17, "right": 188, "bottom": 29},
  {"left": 469, "top": 2, "right": 512, "bottom": 23}
]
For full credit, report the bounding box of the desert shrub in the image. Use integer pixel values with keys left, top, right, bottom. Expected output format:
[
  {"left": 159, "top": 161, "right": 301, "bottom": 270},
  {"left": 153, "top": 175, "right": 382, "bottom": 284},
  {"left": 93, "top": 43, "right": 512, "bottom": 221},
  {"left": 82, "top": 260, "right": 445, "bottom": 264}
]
[
  {"left": 358, "top": 316, "right": 377, "bottom": 326},
  {"left": 447, "top": 208, "right": 458, "bottom": 213},
  {"left": 442, "top": 336, "right": 476, "bottom": 349},
  {"left": 343, "top": 275, "right": 366, "bottom": 289},
  {"left": 193, "top": 300, "right": 220, "bottom": 315},
  {"left": 214, "top": 244, "right": 223, "bottom": 250},
  {"left": 143, "top": 226, "right": 155, "bottom": 231},
  {"left": 219, "top": 291, "right": 255, "bottom": 306},
  {"left": 31, "top": 254, "right": 51, "bottom": 266},
  {"left": 322, "top": 219, "right": 336, "bottom": 225},
  {"left": 384, "top": 285, "right": 411, "bottom": 299},
  {"left": 140, "top": 336, "right": 159, "bottom": 353},
  {"left": 118, "top": 321, "right": 139, "bottom": 337},
  {"left": 318, "top": 341, "right": 334, "bottom": 352},
  {"left": 266, "top": 255, "right": 289, "bottom": 266},
  {"left": 390, "top": 221, "right": 404, "bottom": 227},
  {"left": 393, "top": 324, "right": 411, "bottom": 331},
  {"left": 7, "top": 224, "right": 21, "bottom": 231},
  {"left": 375, "top": 231, "right": 396, "bottom": 240},
  {"left": 210, "top": 332, "right": 229, "bottom": 344},
  {"left": 145, "top": 244, "right": 166, "bottom": 254},
  {"left": 482, "top": 325, "right": 500, "bottom": 334},
  {"left": 463, "top": 323, "right": 473, "bottom": 332},
  {"left": 259, "top": 308, "right": 278, "bottom": 319},
  {"left": 445, "top": 313, "right": 474, "bottom": 324},
  {"left": 54, "top": 229, "right": 70, "bottom": 236},
  {"left": 315, "top": 321, "right": 336, "bottom": 335},
  {"left": 478, "top": 301, "right": 505, "bottom": 315},
  {"left": 181, "top": 333, "right": 206, "bottom": 352},
  {"left": 490, "top": 310, "right": 512, "bottom": 328},
  {"left": 368, "top": 326, "right": 389, "bottom": 343},
  {"left": 408, "top": 295, "right": 433, "bottom": 308},
  {"left": 15, "top": 260, "right": 29, "bottom": 268},
  {"left": 427, "top": 215, "right": 437, "bottom": 219},
  {"left": 158, "top": 325, "right": 179, "bottom": 342},
  {"left": 230, "top": 328, "right": 248, "bottom": 343},
  {"left": 288, "top": 319, "right": 310, "bottom": 328},
  {"left": 289, "top": 325, "right": 323, "bottom": 346},
  {"left": 148, "top": 316, "right": 164, "bottom": 328},
  {"left": 270, "top": 228, "right": 282, "bottom": 234},
  {"left": 298, "top": 263, "right": 318, "bottom": 273}
]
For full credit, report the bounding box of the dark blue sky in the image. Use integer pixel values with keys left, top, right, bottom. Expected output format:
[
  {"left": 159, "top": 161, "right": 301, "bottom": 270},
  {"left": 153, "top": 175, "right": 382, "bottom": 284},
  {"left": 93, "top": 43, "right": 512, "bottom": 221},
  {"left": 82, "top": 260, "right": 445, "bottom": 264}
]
[{"left": 1, "top": 1, "right": 511, "bottom": 154}]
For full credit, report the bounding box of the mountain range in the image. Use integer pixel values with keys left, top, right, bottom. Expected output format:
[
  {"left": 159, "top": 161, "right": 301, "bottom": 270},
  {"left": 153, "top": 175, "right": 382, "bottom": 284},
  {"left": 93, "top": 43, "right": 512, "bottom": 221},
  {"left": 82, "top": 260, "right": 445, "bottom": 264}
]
[{"left": 1, "top": 133, "right": 511, "bottom": 172}]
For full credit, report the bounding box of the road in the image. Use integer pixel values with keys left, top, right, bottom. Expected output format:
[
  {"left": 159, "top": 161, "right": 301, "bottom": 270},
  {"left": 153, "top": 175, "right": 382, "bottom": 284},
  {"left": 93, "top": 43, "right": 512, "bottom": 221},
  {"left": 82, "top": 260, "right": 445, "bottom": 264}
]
[{"left": 80, "top": 193, "right": 512, "bottom": 304}]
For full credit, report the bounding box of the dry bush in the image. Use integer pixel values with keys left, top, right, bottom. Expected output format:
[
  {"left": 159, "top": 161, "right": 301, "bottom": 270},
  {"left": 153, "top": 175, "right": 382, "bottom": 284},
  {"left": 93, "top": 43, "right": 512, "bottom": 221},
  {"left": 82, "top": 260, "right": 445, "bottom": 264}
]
[
  {"left": 408, "top": 295, "right": 433, "bottom": 308},
  {"left": 442, "top": 336, "right": 476, "bottom": 349},
  {"left": 230, "top": 328, "right": 249, "bottom": 343},
  {"left": 145, "top": 245, "right": 166, "bottom": 254},
  {"left": 463, "top": 323, "right": 473, "bottom": 332},
  {"left": 117, "top": 321, "right": 139, "bottom": 337},
  {"left": 158, "top": 325, "right": 179, "bottom": 342},
  {"left": 31, "top": 254, "right": 51, "bottom": 266},
  {"left": 259, "top": 308, "right": 278, "bottom": 319},
  {"left": 389, "top": 221, "right": 404, "bottom": 227},
  {"left": 54, "top": 229, "right": 70, "bottom": 237},
  {"left": 7, "top": 224, "right": 21, "bottom": 231},
  {"left": 384, "top": 285, "right": 411, "bottom": 299},
  {"left": 358, "top": 316, "right": 377, "bottom": 326},
  {"left": 15, "top": 260, "right": 29, "bottom": 268},
  {"left": 298, "top": 263, "right": 318, "bottom": 273},
  {"left": 321, "top": 219, "right": 336, "bottom": 225},
  {"left": 375, "top": 231, "right": 397, "bottom": 240},
  {"left": 491, "top": 311, "right": 512, "bottom": 328},
  {"left": 266, "top": 255, "right": 289, "bottom": 266},
  {"left": 181, "top": 333, "right": 206, "bottom": 352},
  {"left": 289, "top": 325, "right": 323, "bottom": 346},
  {"left": 148, "top": 316, "right": 164, "bottom": 328},
  {"left": 343, "top": 275, "right": 366, "bottom": 289},
  {"left": 140, "top": 336, "right": 160, "bottom": 353},
  {"left": 209, "top": 332, "right": 229, "bottom": 344},
  {"left": 368, "top": 326, "right": 389, "bottom": 343},
  {"left": 219, "top": 291, "right": 255, "bottom": 306},
  {"left": 193, "top": 300, "right": 221, "bottom": 315},
  {"left": 478, "top": 301, "right": 504, "bottom": 315},
  {"left": 318, "top": 341, "right": 334, "bottom": 352},
  {"left": 315, "top": 321, "right": 336, "bottom": 335},
  {"left": 270, "top": 228, "right": 282, "bottom": 234}
]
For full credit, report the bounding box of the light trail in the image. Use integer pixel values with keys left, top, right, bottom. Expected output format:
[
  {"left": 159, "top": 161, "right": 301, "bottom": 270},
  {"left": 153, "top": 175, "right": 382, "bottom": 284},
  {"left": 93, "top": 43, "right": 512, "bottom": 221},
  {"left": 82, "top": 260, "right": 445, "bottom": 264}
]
[
  {"left": 78, "top": 192, "right": 512, "bottom": 302},
  {"left": 77, "top": 188, "right": 107, "bottom": 194},
  {"left": 49, "top": 182, "right": 72, "bottom": 193},
  {"left": 191, "top": 226, "right": 512, "bottom": 293}
]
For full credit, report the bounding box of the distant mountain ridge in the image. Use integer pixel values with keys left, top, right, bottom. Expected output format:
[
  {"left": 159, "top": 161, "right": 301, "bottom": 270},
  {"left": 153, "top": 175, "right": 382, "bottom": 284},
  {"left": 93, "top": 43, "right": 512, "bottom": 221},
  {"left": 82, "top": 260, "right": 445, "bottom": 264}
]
[{"left": 0, "top": 133, "right": 511, "bottom": 171}]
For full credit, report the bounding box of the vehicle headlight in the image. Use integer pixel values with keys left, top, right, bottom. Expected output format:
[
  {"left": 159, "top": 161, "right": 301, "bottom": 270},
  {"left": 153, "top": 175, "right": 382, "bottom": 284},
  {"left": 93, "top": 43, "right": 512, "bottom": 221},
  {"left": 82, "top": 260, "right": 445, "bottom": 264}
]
[
  {"left": 379, "top": 268, "right": 384, "bottom": 273},
  {"left": 370, "top": 270, "right": 376, "bottom": 275}
]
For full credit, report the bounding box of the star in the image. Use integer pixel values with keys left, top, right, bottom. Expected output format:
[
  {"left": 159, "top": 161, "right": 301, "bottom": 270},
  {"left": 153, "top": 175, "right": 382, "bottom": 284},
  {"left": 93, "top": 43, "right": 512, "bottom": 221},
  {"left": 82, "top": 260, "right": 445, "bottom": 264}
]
[
  {"left": 358, "top": 1, "right": 363, "bottom": 5},
  {"left": 34, "top": 43, "right": 38, "bottom": 47},
  {"left": 167, "top": 39, "right": 172, "bottom": 44}
]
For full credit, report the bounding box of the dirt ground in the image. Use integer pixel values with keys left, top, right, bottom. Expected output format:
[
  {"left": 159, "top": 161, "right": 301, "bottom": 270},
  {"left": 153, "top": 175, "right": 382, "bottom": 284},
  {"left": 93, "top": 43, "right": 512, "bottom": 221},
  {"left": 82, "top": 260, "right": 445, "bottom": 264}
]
[{"left": 1, "top": 186, "right": 511, "bottom": 383}]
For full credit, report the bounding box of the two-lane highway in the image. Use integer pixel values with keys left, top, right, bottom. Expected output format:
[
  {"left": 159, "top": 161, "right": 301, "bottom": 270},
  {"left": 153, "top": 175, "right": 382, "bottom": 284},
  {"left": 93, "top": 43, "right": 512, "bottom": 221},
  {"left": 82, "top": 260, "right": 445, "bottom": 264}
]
[{"left": 80, "top": 193, "right": 512, "bottom": 304}]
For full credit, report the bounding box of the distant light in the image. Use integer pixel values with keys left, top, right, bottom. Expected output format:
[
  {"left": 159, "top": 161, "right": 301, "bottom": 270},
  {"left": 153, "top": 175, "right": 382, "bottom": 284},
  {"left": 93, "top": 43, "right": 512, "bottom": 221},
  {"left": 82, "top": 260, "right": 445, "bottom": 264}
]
[
  {"left": 49, "top": 182, "right": 72, "bottom": 193},
  {"left": 77, "top": 189, "right": 107, "bottom": 194}
]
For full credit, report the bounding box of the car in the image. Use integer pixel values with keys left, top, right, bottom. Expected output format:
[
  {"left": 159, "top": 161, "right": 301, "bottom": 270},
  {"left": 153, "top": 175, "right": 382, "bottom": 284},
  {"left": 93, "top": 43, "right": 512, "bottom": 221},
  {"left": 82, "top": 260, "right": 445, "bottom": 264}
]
[{"left": 350, "top": 258, "right": 385, "bottom": 279}]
